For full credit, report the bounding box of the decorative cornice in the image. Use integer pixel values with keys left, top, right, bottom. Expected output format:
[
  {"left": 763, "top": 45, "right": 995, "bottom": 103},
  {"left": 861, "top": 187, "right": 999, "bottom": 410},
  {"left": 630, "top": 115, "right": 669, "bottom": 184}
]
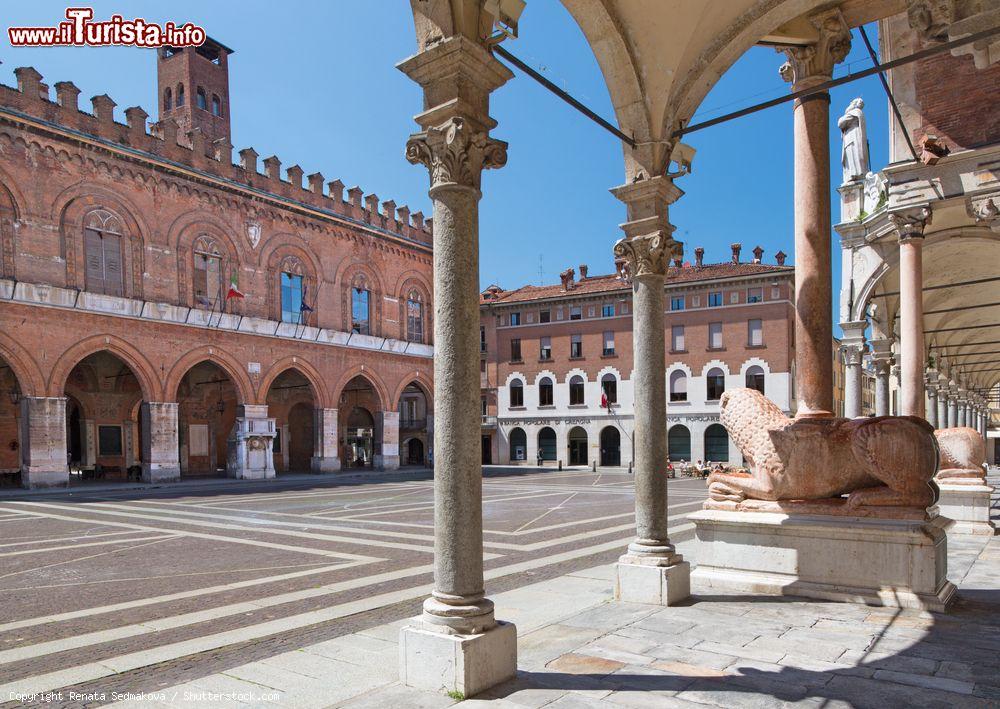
[
  {"left": 907, "top": 0, "right": 955, "bottom": 44},
  {"left": 406, "top": 117, "right": 507, "bottom": 192},
  {"left": 778, "top": 8, "right": 851, "bottom": 91}
]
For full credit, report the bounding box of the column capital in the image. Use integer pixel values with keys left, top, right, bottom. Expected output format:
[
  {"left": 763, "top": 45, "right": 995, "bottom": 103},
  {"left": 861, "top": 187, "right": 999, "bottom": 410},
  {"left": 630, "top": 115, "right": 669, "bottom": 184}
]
[
  {"left": 925, "top": 369, "right": 940, "bottom": 390},
  {"left": 613, "top": 232, "right": 680, "bottom": 281},
  {"left": 406, "top": 117, "right": 508, "bottom": 192},
  {"left": 610, "top": 174, "right": 683, "bottom": 238},
  {"left": 840, "top": 343, "right": 865, "bottom": 366},
  {"left": 889, "top": 206, "right": 933, "bottom": 242},
  {"left": 778, "top": 8, "right": 851, "bottom": 91}
]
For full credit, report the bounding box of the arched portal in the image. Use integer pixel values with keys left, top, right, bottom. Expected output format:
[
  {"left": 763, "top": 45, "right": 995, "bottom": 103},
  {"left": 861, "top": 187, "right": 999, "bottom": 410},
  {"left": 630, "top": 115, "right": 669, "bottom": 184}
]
[
  {"left": 538, "top": 426, "right": 557, "bottom": 463},
  {"left": 668, "top": 425, "right": 691, "bottom": 462},
  {"left": 705, "top": 423, "right": 730, "bottom": 463},
  {"left": 509, "top": 427, "right": 526, "bottom": 462},
  {"left": 63, "top": 351, "right": 144, "bottom": 482},
  {"left": 339, "top": 375, "right": 381, "bottom": 468},
  {"left": 398, "top": 381, "right": 429, "bottom": 466},
  {"left": 568, "top": 426, "right": 588, "bottom": 466},
  {"left": 177, "top": 361, "right": 238, "bottom": 477},
  {"left": 600, "top": 426, "right": 621, "bottom": 467},
  {"left": 265, "top": 368, "right": 316, "bottom": 473},
  {"left": 0, "top": 355, "right": 23, "bottom": 484}
]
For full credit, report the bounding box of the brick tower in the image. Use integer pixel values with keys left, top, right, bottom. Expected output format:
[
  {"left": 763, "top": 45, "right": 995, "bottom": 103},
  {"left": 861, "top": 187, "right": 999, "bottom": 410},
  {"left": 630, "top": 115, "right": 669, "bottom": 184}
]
[{"left": 157, "top": 37, "right": 233, "bottom": 147}]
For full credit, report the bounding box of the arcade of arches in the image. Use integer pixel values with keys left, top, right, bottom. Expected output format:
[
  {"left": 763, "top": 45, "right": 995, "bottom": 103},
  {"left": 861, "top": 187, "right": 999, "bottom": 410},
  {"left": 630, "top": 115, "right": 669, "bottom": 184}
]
[{"left": 2, "top": 342, "right": 432, "bottom": 488}]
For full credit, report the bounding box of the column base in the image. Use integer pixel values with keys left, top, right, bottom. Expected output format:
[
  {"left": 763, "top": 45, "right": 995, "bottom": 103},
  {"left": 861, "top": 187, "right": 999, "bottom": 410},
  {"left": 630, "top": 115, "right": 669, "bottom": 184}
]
[
  {"left": 399, "top": 620, "right": 517, "bottom": 698},
  {"left": 310, "top": 456, "right": 341, "bottom": 473},
  {"left": 375, "top": 455, "right": 400, "bottom": 471},
  {"left": 937, "top": 482, "right": 997, "bottom": 536},
  {"left": 614, "top": 552, "right": 691, "bottom": 606},
  {"left": 227, "top": 468, "right": 275, "bottom": 481},
  {"left": 689, "top": 508, "right": 956, "bottom": 611},
  {"left": 20, "top": 467, "right": 69, "bottom": 489},
  {"left": 141, "top": 465, "right": 180, "bottom": 483}
]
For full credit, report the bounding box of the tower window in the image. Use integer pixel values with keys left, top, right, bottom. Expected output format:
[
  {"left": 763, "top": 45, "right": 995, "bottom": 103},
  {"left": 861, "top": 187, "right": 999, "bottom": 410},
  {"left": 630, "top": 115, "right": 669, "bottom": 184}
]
[
  {"left": 164, "top": 87, "right": 172, "bottom": 111},
  {"left": 211, "top": 95, "right": 222, "bottom": 117},
  {"left": 176, "top": 83, "right": 185, "bottom": 106},
  {"left": 197, "top": 88, "right": 207, "bottom": 110}
]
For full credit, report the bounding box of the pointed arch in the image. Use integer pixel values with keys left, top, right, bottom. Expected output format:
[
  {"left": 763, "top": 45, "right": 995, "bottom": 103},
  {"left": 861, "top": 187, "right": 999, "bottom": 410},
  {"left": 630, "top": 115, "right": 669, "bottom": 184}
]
[
  {"left": 47, "top": 335, "right": 162, "bottom": 400},
  {"left": 164, "top": 346, "right": 254, "bottom": 404},
  {"left": 0, "top": 331, "right": 45, "bottom": 396},
  {"left": 257, "top": 357, "right": 329, "bottom": 408},
  {"left": 391, "top": 372, "right": 434, "bottom": 411},
  {"left": 331, "top": 365, "right": 390, "bottom": 412}
]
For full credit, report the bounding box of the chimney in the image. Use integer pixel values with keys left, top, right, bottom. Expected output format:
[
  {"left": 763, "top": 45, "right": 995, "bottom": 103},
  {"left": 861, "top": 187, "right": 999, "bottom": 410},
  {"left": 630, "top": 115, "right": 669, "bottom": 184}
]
[
  {"left": 239, "top": 147, "right": 259, "bottom": 174},
  {"left": 731, "top": 242, "right": 742, "bottom": 264},
  {"left": 347, "top": 186, "right": 364, "bottom": 209},
  {"left": 673, "top": 256, "right": 682, "bottom": 268},
  {"left": 364, "top": 193, "right": 380, "bottom": 219},
  {"left": 262, "top": 155, "right": 281, "bottom": 180},
  {"left": 410, "top": 210, "right": 424, "bottom": 230},
  {"left": 579, "top": 264, "right": 588, "bottom": 279},
  {"left": 775, "top": 250, "right": 787, "bottom": 266},
  {"left": 124, "top": 106, "right": 148, "bottom": 136},
  {"left": 14, "top": 67, "right": 43, "bottom": 99},
  {"left": 752, "top": 245, "right": 764, "bottom": 264},
  {"left": 328, "top": 179, "right": 344, "bottom": 204},
  {"left": 91, "top": 94, "right": 117, "bottom": 125},
  {"left": 694, "top": 247, "right": 704, "bottom": 268},
  {"left": 307, "top": 172, "right": 324, "bottom": 195},
  {"left": 285, "top": 164, "right": 304, "bottom": 189},
  {"left": 560, "top": 268, "right": 575, "bottom": 291}
]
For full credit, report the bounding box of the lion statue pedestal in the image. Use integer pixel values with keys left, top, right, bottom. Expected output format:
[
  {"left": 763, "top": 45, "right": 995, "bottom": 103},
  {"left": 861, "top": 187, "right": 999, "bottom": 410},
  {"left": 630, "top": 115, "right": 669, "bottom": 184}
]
[
  {"left": 935, "top": 427, "right": 995, "bottom": 536},
  {"left": 688, "top": 389, "right": 955, "bottom": 611}
]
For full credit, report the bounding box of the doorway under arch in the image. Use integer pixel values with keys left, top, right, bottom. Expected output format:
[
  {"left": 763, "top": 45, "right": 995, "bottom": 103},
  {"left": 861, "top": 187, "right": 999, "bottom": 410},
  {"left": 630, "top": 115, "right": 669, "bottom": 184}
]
[
  {"left": 705, "top": 423, "right": 730, "bottom": 463},
  {"left": 339, "top": 375, "right": 382, "bottom": 468},
  {"left": 600, "top": 426, "right": 621, "bottom": 467},
  {"left": 265, "top": 368, "right": 316, "bottom": 473},
  {"left": 0, "top": 356, "right": 24, "bottom": 484},
  {"left": 406, "top": 437, "right": 425, "bottom": 466},
  {"left": 568, "top": 426, "right": 588, "bottom": 466},
  {"left": 668, "top": 424, "right": 691, "bottom": 462},
  {"left": 538, "top": 426, "right": 557, "bottom": 462},
  {"left": 176, "top": 361, "right": 238, "bottom": 477}
]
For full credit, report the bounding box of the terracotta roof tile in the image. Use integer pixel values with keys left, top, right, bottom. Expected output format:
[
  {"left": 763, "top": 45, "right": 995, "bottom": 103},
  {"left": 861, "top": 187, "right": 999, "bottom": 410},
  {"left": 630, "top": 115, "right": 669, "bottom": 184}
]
[{"left": 480, "top": 262, "right": 792, "bottom": 305}]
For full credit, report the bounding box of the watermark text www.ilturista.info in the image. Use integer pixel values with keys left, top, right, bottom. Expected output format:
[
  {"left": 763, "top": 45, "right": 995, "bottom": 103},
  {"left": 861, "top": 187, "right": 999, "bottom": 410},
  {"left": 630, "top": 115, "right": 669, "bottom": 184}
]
[{"left": 8, "top": 7, "right": 206, "bottom": 48}]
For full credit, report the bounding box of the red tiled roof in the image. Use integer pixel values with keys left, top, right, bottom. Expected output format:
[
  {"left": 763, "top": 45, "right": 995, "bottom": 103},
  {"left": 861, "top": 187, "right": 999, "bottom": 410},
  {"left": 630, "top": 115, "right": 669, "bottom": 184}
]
[{"left": 480, "top": 261, "right": 793, "bottom": 305}]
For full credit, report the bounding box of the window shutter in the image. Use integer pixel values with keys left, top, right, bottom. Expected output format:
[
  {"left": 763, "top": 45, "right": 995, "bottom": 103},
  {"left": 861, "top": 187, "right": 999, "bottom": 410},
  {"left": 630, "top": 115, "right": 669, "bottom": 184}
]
[
  {"left": 192, "top": 256, "right": 208, "bottom": 303},
  {"left": 103, "top": 233, "right": 123, "bottom": 296},
  {"left": 84, "top": 228, "right": 106, "bottom": 294}
]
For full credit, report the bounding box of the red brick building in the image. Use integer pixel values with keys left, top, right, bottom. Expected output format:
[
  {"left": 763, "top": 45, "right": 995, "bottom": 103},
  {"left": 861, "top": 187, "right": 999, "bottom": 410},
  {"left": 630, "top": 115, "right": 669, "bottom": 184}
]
[
  {"left": 480, "top": 245, "right": 796, "bottom": 468},
  {"left": 0, "top": 39, "right": 434, "bottom": 487}
]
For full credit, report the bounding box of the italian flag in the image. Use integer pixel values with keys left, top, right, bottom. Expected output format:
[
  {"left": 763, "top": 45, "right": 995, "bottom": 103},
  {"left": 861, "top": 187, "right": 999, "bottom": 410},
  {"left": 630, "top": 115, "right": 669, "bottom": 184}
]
[{"left": 226, "top": 273, "right": 245, "bottom": 300}]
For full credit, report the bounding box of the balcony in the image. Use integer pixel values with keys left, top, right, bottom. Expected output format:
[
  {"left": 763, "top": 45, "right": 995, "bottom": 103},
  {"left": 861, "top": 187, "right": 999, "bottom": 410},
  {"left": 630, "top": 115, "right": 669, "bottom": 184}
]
[{"left": 481, "top": 415, "right": 498, "bottom": 428}]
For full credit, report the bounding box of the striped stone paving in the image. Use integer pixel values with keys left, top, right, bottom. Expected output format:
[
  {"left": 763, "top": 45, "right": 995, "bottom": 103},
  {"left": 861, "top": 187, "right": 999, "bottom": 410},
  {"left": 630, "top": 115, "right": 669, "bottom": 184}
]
[{"left": 0, "top": 468, "right": 708, "bottom": 707}]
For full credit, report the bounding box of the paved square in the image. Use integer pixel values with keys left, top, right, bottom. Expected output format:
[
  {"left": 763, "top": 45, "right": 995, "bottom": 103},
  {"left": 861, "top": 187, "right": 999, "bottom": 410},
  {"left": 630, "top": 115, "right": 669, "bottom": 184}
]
[{"left": 0, "top": 469, "right": 708, "bottom": 706}]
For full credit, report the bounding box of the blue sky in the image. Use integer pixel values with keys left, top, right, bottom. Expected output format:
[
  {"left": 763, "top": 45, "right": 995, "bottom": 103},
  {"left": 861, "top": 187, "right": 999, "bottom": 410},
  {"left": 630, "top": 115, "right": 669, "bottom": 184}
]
[{"left": 1, "top": 2, "right": 890, "bottom": 329}]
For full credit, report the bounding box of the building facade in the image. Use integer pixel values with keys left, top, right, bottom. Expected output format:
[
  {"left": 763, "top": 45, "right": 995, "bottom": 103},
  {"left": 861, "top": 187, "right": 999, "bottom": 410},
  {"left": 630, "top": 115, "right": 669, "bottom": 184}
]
[
  {"left": 480, "top": 245, "right": 796, "bottom": 468},
  {"left": 0, "top": 40, "right": 434, "bottom": 487}
]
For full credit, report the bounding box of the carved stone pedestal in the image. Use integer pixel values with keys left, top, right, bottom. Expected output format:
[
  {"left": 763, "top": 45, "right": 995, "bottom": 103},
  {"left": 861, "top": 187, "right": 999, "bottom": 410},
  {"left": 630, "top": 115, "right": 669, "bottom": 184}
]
[
  {"left": 615, "top": 553, "right": 691, "bottom": 606},
  {"left": 398, "top": 621, "right": 516, "bottom": 698},
  {"left": 689, "top": 507, "right": 956, "bottom": 611},
  {"left": 226, "top": 416, "right": 276, "bottom": 480},
  {"left": 938, "top": 482, "right": 996, "bottom": 536}
]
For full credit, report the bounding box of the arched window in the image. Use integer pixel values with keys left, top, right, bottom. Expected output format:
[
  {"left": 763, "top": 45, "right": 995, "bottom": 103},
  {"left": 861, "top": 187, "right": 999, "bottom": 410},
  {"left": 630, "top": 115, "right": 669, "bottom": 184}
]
[
  {"left": 192, "top": 235, "right": 222, "bottom": 309},
  {"left": 600, "top": 426, "right": 621, "bottom": 466},
  {"left": 705, "top": 423, "right": 729, "bottom": 462},
  {"left": 280, "top": 256, "right": 306, "bottom": 324},
  {"left": 538, "top": 427, "right": 557, "bottom": 462},
  {"left": 176, "top": 83, "right": 185, "bottom": 106},
  {"left": 196, "top": 87, "right": 207, "bottom": 110},
  {"left": 538, "top": 377, "right": 553, "bottom": 406},
  {"left": 745, "top": 365, "right": 765, "bottom": 394},
  {"left": 509, "top": 379, "right": 524, "bottom": 408},
  {"left": 569, "top": 375, "right": 585, "bottom": 405},
  {"left": 406, "top": 290, "right": 424, "bottom": 343},
  {"left": 669, "top": 370, "right": 687, "bottom": 402},
  {"left": 601, "top": 373, "right": 617, "bottom": 405},
  {"left": 164, "top": 87, "right": 172, "bottom": 111},
  {"left": 211, "top": 94, "right": 222, "bottom": 116},
  {"left": 706, "top": 367, "right": 726, "bottom": 401},
  {"left": 351, "top": 275, "right": 371, "bottom": 335},
  {"left": 83, "top": 210, "right": 124, "bottom": 296},
  {"left": 668, "top": 425, "right": 691, "bottom": 462},
  {"left": 509, "top": 427, "right": 526, "bottom": 461}
]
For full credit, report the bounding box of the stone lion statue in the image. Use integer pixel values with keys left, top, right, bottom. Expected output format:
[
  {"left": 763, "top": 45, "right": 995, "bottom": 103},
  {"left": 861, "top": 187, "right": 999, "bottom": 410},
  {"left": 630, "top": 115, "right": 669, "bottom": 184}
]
[
  {"left": 934, "top": 427, "right": 986, "bottom": 482},
  {"left": 709, "top": 388, "right": 939, "bottom": 508}
]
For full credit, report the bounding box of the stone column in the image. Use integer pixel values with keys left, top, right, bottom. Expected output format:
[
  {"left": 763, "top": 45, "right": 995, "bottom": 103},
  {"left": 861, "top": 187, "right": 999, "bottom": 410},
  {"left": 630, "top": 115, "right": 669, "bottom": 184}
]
[
  {"left": 870, "top": 340, "right": 893, "bottom": 417},
  {"left": 925, "top": 378, "right": 939, "bottom": 428},
  {"left": 891, "top": 364, "right": 902, "bottom": 414},
  {"left": 376, "top": 411, "right": 400, "bottom": 470},
  {"left": 891, "top": 207, "right": 932, "bottom": 417},
  {"left": 948, "top": 389, "right": 959, "bottom": 428},
  {"left": 19, "top": 397, "right": 69, "bottom": 488},
  {"left": 397, "top": 36, "right": 516, "bottom": 697},
  {"left": 311, "top": 407, "right": 340, "bottom": 472},
  {"left": 937, "top": 381, "right": 948, "bottom": 430},
  {"left": 613, "top": 223, "right": 690, "bottom": 605},
  {"left": 958, "top": 397, "right": 967, "bottom": 428},
  {"left": 779, "top": 8, "right": 850, "bottom": 418},
  {"left": 140, "top": 402, "right": 180, "bottom": 483}
]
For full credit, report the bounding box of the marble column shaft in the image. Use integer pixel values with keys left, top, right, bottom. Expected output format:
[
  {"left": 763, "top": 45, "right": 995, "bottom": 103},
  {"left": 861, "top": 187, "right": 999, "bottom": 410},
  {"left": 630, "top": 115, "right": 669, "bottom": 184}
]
[
  {"left": 926, "top": 387, "right": 938, "bottom": 428},
  {"left": 897, "top": 231, "right": 926, "bottom": 417},
  {"left": 948, "top": 396, "right": 958, "bottom": 428},
  {"left": 874, "top": 362, "right": 891, "bottom": 417},
  {"left": 140, "top": 402, "right": 180, "bottom": 482},
  {"left": 937, "top": 393, "right": 948, "bottom": 431},
  {"left": 843, "top": 346, "right": 863, "bottom": 418},
  {"left": 958, "top": 401, "right": 967, "bottom": 428}
]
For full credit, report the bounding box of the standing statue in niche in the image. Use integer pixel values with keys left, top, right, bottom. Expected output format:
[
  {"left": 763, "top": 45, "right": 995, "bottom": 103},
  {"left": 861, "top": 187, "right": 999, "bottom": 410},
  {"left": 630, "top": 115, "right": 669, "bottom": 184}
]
[{"left": 838, "top": 98, "right": 870, "bottom": 184}]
